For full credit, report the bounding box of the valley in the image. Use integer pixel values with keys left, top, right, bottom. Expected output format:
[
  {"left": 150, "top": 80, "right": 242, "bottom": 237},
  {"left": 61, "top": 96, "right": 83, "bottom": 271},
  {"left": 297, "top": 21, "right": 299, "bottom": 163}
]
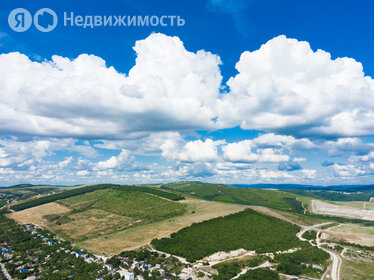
[{"left": 2, "top": 182, "right": 374, "bottom": 279}]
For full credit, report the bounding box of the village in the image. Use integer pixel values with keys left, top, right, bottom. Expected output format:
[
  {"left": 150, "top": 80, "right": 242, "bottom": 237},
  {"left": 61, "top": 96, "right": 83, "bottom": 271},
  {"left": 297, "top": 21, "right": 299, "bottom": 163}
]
[{"left": 0, "top": 220, "right": 199, "bottom": 280}]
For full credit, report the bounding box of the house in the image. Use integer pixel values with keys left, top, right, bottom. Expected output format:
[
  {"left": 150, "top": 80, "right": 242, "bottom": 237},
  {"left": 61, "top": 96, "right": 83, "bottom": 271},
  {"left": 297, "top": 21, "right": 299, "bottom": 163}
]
[
  {"left": 159, "top": 269, "right": 165, "bottom": 276},
  {"left": 118, "top": 269, "right": 135, "bottom": 280},
  {"left": 105, "top": 264, "right": 113, "bottom": 271},
  {"left": 85, "top": 257, "right": 95, "bottom": 263},
  {"left": 75, "top": 252, "right": 83, "bottom": 258}
]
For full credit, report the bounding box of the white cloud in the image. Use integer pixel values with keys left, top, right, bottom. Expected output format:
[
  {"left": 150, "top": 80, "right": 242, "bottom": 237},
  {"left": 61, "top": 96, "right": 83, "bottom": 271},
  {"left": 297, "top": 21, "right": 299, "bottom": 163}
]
[
  {"left": 257, "top": 148, "right": 289, "bottom": 162},
  {"left": 353, "top": 151, "right": 374, "bottom": 161},
  {"left": 331, "top": 164, "right": 366, "bottom": 177},
  {"left": 76, "top": 170, "right": 89, "bottom": 176},
  {"left": 0, "top": 33, "right": 221, "bottom": 139},
  {"left": 324, "top": 137, "right": 372, "bottom": 157},
  {"left": 1, "top": 34, "right": 374, "bottom": 140},
  {"left": 301, "top": 169, "right": 316, "bottom": 179},
  {"left": 161, "top": 138, "right": 224, "bottom": 162},
  {"left": 95, "top": 149, "right": 133, "bottom": 170},
  {"left": 58, "top": 157, "right": 73, "bottom": 168},
  {"left": 222, "top": 137, "right": 291, "bottom": 163},
  {"left": 259, "top": 170, "right": 294, "bottom": 179},
  {"left": 222, "top": 140, "right": 257, "bottom": 162},
  {"left": 218, "top": 35, "right": 374, "bottom": 137}
]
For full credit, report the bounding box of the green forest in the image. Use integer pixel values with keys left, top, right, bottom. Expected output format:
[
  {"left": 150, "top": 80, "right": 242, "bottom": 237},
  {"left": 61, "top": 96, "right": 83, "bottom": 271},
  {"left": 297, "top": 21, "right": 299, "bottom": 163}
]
[
  {"left": 151, "top": 209, "right": 308, "bottom": 262},
  {"left": 162, "top": 182, "right": 305, "bottom": 211}
]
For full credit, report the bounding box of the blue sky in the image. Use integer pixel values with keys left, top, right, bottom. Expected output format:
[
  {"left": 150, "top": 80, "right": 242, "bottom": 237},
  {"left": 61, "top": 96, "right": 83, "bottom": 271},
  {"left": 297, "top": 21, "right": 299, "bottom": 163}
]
[{"left": 1, "top": 0, "right": 374, "bottom": 186}]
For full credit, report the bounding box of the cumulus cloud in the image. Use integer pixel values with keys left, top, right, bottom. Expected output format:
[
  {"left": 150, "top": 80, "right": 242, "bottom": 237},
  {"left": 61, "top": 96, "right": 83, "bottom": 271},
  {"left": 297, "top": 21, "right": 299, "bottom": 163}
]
[
  {"left": 1, "top": 34, "right": 374, "bottom": 140},
  {"left": 0, "top": 137, "right": 96, "bottom": 170},
  {"left": 331, "top": 163, "right": 366, "bottom": 177},
  {"left": 324, "top": 137, "right": 373, "bottom": 157},
  {"left": 95, "top": 149, "right": 134, "bottom": 170},
  {"left": 221, "top": 135, "right": 296, "bottom": 163},
  {"left": 218, "top": 35, "right": 374, "bottom": 137},
  {"left": 259, "top": 169, "right": 294, "bottom": 179},
  {"left": 0, "top": 33, "right": 221, "bottom": 139},
  {"left": 161, "top": 137, "right": 224, "bottom": 162},
  {"left": 2, "top": 33, "right": 374, "bottom": 185}
]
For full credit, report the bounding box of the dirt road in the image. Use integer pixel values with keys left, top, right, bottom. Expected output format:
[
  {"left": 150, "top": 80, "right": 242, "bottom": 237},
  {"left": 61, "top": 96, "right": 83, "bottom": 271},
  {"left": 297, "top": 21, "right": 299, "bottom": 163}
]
[{"left": 0, "top": 263, "right": 12, "bottom": 280}]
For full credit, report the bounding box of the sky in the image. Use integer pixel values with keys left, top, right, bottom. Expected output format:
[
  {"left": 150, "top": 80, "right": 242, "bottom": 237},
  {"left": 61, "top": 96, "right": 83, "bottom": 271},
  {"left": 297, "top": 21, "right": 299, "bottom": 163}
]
[{"left": 1, "top": 0, "right": 374, "bottom": 186}]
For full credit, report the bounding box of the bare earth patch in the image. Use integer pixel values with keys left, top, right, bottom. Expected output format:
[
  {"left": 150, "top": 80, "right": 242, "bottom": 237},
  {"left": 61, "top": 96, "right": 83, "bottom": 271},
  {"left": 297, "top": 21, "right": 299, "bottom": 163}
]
[
  {"left": 311, "top": 199, "right": 374, "bottom": 221},
  {"left": 7, "top": 202, "right": 71, "bottom": 226}
]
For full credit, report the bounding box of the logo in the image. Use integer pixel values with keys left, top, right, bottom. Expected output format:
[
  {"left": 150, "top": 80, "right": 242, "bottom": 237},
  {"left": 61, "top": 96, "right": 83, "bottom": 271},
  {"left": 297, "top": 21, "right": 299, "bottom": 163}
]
[
  {"left": 8, "top": 8, "right": 32, "bottom": 32},
  {"left": 8, "top": 8, "right": 58, "bottom": 32},
  {"left": 34, "top": 8, "right": 58, "bottom": 32}
]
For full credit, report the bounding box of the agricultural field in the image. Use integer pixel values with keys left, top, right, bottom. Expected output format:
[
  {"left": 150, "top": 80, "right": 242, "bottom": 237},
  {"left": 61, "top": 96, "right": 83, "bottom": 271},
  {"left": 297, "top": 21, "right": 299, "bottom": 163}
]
[{"left": 151, "top": 208, "right": 310, "bottom": 262}]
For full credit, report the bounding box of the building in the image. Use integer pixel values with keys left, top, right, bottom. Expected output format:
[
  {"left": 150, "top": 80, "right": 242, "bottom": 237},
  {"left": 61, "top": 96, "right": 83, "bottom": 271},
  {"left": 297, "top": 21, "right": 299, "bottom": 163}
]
[
  {"left": 118, "top": 269, "right": 135, "bottom": 280},
  {"left": 158, "top": 269, "right": 165, "bottom": 276}
]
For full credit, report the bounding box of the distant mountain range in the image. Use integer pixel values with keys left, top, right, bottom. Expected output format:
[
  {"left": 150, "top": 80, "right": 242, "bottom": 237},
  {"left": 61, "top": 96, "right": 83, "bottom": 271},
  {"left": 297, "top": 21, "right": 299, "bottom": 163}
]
[
  {"left": 2, "top": 182, "right": 374, "bottom": 193},
  {"left": 230, "top": 183, "right": 374, "bottom": 192}
]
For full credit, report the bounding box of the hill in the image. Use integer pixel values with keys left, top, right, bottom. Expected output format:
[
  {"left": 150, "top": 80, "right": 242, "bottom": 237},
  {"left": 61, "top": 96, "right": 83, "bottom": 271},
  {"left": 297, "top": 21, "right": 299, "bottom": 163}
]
[
  {"left": 9, "top": 184, "right": 184, "bottom": 211},
  {"left": 8, "top": 188, "right": 246, "bottom": 254},
  {"left": 161, "top": 182, "right": 307, "bottom": 212},
  {"left": 151, "top": 208, "right": 310, "bottom": 262},
  {"left": 283, "top": 189, "right": 374, "bottom": 202}
]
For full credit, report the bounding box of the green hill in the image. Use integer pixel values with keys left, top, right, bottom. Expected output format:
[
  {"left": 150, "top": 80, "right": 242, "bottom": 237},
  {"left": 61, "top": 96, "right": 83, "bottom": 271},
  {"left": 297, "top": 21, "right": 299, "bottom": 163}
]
[
  {"left": 151, "top": 208, "right": 309, "bottom": 262},
  {"left": 162, "top": 181, "right": 306, "bottom": 211}
]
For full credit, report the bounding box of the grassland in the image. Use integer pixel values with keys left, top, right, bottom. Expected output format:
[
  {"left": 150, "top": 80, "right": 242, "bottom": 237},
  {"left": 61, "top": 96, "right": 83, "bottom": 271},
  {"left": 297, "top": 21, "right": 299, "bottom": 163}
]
[
  {"left": 76, "top": 198, "right": 247, "bottom": 255},
  {"left": 8, "top": 202, "right": 71, "bottom": 226},
  {"left": 57, "top": 188, "right": 186, "bottom": 221},
  {"left": 327, "top": 223, "right": 374, "bottom": 246},
  {"left": 162, "top": 182, "right": 310, "bottom": 211},
  {"left": 8, "top": 188, "right": 246, "bottom": 255},
  {"left": 151, "top": 208, "right": 309, "bottom": 262},
  {"left": 284, "top": 189, "right": 374, "bottom": 202},
  {"left": 342, "top": 259, "right": 374, "bottom": 280}
]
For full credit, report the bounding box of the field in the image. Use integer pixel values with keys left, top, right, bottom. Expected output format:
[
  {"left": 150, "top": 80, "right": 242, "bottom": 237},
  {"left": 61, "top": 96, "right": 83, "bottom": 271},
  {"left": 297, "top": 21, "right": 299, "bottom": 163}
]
[
  {"left": 57, "top": 188, "right": 185, "bottom": 221},
  {"left": 77, "top": 198, "right": 247, "bottom": 255},
  {"left": 8, "top": 189, "right": 247, "bottom": 255},
  {"left": 8, "top": 202, "right": 71, "bottom": 226},
  {"left": 151, "top": 208, "right": 309, "bottom": 262},
  {"left": 342, "top": 259, "right": 374, "bottom": 280},
  {"left": 284, "top": 188, "right": 374, "bottom": 202},
  {"left": 327, "top": 223, "right": 374, "bottom": 246},
  {"left": 311, "top": 199, "right": 374, "bottom": 221},
  {"left": 162, "top": 182, "right": 309, "bottom": 211}
]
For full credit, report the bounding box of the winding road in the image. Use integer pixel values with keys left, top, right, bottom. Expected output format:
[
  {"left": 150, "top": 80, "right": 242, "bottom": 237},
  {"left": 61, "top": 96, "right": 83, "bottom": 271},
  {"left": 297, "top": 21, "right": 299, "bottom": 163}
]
[
  {"left": 250, "top": 206, "right": 342, "bottom": 280},
  {"left": 296, "top": 222, "right": 342, "bottom": 280}
]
